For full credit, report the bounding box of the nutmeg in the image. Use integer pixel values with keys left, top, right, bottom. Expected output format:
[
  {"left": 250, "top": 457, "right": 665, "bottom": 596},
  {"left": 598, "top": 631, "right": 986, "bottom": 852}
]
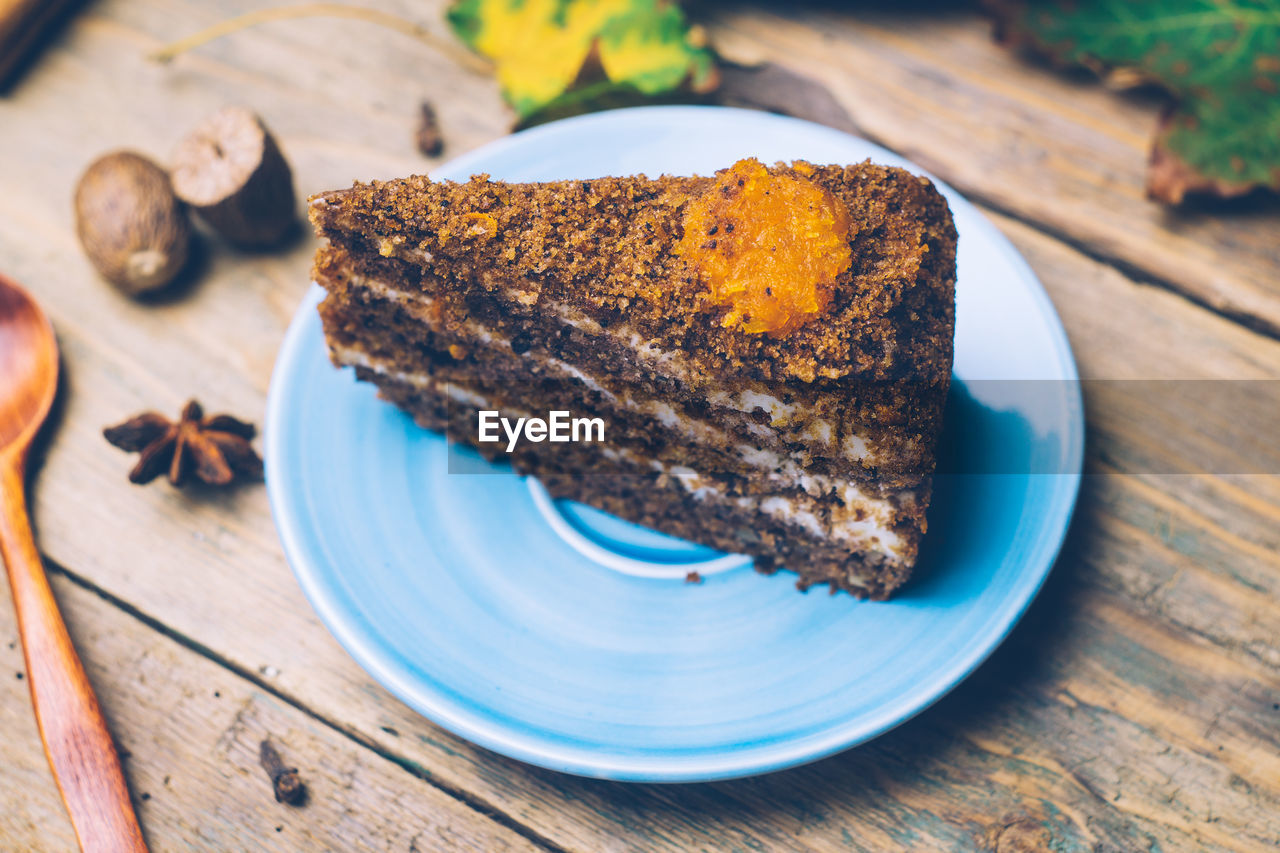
[
  {"left": 170, "top": 107, "right": 296, "bottom": 247},
  {"left": 74, "top": 151, "right": 192, "bottom": 296}
]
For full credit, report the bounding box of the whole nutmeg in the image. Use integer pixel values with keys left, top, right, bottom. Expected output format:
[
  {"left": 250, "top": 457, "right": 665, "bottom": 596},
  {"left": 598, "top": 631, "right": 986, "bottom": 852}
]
[
  {"left": 170, "top": 107, "right": 296, "bottom": 247},
  {"left": 74, "top": 151, "right": 191, "bottom": 296}
]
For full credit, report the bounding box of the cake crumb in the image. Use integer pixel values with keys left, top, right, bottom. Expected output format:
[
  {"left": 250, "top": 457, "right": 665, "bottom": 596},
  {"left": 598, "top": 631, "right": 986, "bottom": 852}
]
[{"left": 685, "top": 571, "right": 703, "bottom": 584}]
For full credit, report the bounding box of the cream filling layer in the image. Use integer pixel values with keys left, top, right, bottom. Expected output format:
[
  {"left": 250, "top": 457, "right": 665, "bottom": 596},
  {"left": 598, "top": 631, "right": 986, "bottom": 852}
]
[
  {"left": 332, "top": 344, "right": 907, "bottom": 559},
  {"left": 341, "top": 272, "right": 884, "bottom": 468}
]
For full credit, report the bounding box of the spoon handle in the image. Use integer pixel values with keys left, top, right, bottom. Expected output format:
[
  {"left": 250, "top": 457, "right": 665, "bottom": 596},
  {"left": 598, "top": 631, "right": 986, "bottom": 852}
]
[{"left": 1, "top": 459, "right": 148, "bottom": 853}]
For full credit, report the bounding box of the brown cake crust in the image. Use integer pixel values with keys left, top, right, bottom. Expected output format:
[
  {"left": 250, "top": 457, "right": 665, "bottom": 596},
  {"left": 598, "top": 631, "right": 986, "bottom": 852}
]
[{"left": 310, "top": 160, "right": 956, "bottom": 386}]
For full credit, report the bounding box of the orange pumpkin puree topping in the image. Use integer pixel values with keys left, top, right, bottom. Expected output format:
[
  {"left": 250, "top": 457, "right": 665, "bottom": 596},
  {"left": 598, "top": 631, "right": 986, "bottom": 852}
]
[{"left": 675, "top": 158, "right": 854, "bottom": 337}]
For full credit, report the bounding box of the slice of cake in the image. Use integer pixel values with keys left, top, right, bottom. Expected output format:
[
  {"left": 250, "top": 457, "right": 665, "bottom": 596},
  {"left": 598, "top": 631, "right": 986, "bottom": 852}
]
[{"left": 309, "top": 158, "right": 956, "bottom": 599}]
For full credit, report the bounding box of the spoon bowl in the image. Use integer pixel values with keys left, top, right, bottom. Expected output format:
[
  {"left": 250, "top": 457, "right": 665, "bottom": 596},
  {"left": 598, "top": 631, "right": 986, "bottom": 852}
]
[{"left": 0, "top": 274, "right": 58, "bottom": 456}]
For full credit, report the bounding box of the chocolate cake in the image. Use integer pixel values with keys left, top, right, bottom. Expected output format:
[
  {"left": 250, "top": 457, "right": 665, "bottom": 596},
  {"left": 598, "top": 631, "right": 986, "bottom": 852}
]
[{"left": 310, "top": 158, "right": 957, "bottom": 598}]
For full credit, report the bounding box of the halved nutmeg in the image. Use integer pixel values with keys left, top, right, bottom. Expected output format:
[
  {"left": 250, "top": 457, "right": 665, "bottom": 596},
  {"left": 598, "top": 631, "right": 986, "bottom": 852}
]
[
  {"left": 170, "top": 106, "right": 297, "bottom": 247},
  {"left": 74, "top": 151, "right": 191, "bottom": 296}
]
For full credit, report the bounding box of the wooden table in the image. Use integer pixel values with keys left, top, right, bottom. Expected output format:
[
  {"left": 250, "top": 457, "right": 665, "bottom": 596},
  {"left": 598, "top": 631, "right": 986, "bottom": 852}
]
[{"left": 2, "top": 2, "right": 1278, "bottom": 850}]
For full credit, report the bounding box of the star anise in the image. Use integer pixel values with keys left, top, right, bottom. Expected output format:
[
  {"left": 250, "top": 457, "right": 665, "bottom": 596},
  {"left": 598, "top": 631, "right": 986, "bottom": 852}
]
[{"left": 103, "top": 400, "right": 263, "bottom": 487}]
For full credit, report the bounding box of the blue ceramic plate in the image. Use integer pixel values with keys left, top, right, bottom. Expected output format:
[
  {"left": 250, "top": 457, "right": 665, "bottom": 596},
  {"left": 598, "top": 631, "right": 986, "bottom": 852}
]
[{"left": 266, "top": 106, "right": 1083, "bottom": 782}]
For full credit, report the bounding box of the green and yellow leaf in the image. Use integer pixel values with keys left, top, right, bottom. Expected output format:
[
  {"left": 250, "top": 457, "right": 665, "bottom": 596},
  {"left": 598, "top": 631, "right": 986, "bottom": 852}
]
[
  {"left": 987, "top": 0, "right": 1280, "bottom": 202},
  {"left": 447, "top": 0, "right": 716, "bottom": 119}
]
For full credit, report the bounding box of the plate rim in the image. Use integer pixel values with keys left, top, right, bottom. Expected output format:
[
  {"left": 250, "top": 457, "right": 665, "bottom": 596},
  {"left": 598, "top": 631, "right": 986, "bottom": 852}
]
[{"left": 266, "top": 105, "right": 1085, "bottom": 782}]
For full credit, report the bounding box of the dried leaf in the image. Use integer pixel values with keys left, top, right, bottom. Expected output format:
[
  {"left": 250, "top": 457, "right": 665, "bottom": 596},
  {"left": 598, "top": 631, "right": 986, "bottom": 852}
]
[
  {"left": 447, "top": 0, "right": 717, "bottom": 119},
  {"left": 987, "top": 0, "right": 1280, "bottom": 202}
]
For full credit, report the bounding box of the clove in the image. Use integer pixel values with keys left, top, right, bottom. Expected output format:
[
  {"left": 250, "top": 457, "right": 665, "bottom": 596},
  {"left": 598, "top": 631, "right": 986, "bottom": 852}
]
[{"left": 259, "top": 739, "right": 308, "bottom": 806}]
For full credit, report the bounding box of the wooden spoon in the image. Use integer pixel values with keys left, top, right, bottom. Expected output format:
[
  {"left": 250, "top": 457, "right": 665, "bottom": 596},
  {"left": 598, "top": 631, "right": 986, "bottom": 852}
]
[{"left": 0, "top": 274, "right": 147, "bottom": 852}]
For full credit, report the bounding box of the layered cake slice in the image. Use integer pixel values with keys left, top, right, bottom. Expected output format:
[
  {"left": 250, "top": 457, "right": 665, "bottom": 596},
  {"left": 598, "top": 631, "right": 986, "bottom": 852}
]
[{"left": 310, "top": 158, "right": 956, "bottom": 598}]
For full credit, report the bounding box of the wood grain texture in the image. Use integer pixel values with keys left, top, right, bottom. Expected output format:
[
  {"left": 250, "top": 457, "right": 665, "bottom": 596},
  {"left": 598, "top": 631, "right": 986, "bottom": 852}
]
[
  {"left": 0, "top": 602, "right": 80, "bottom": 852},
  {"left": 0, "top": 570, "right": 545, "bottom": 853},
  {"left": 0, "top": 0, "right": 1277, "bottom": 850}
]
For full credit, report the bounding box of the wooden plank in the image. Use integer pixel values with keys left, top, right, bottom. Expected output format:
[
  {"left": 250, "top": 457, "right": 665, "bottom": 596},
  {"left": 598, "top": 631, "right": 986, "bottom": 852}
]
[
  {"left": 0, "top": 607, "right": 79, "bottom": 850},
  {"left": 706, "top": 7, "right": 1280, "bottom": 338},
  {"left": 0, "top": 571, "right": 545, "bottom": 852},
  {"left": 1, "top": 0, "right": 1279, "bottom": 850}
]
